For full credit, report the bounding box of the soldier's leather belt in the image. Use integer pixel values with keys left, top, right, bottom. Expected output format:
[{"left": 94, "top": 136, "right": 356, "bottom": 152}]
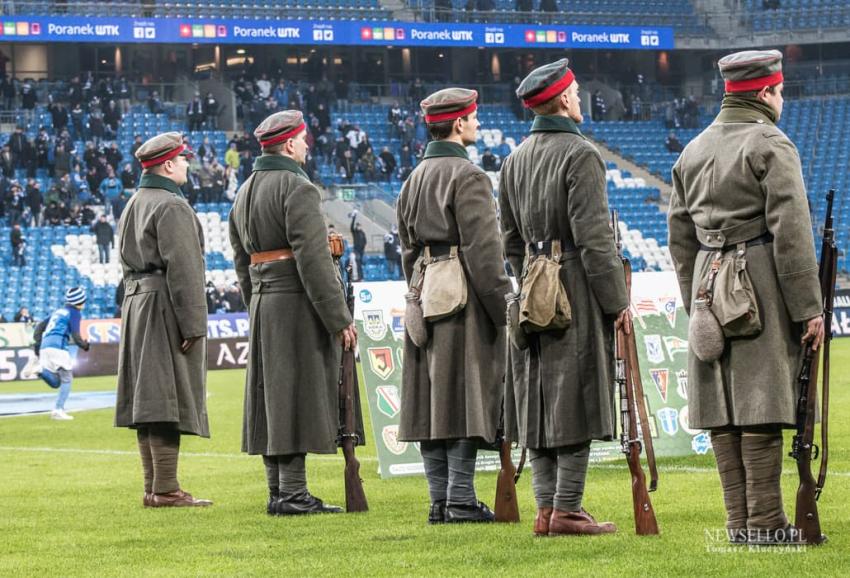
[
  {"left": 695, "top": 216, "right": 768, "bottom": 248},
  {"left": 422, "top": 243, "right": 456, "bottom": 258},
  {"left": 124, "top": 270, "right": 166, "bottom": 295},
  {"left": 251, "top": 248, "right": 294, "bottom": 265},
  {"left": 526, "top": 239, "right": 578, "bottom": 256},
  {"left": 699, "top": 232, "right": 774, "bottom": 252}
]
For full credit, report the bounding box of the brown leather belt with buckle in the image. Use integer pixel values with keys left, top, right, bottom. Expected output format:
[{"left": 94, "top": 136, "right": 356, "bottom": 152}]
[{"left": 250, "top": 248, "right": 294, "bottom": 265}]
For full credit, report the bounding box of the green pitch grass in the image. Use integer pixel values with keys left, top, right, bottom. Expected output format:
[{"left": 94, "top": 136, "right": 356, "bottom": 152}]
[{"left": 2, "top": 344, "right": 850, "bottom": 577}]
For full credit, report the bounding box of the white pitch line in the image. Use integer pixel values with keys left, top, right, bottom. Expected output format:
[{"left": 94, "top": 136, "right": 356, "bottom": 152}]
[{"left": 0, "top": 446, "right": 848, "bottom": 477}]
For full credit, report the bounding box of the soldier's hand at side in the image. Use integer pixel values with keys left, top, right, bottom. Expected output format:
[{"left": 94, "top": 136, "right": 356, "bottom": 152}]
[
  {"left": 338, "top": 323, "right": 358, "bottom": 351},
  {"left": 181, "top": 336, "right": 203, "bottom": 354},
  {"left": 615, "top": 308, "right": 632, "bottom": 335},
  {"left": 802, "top": 315, "right": 825, "bottom": 350}
]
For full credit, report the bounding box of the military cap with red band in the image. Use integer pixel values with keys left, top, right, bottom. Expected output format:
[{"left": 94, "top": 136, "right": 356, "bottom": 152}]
[
  {"left": 719, "top": 49, "right": 784, "bottom": 93},
  {"left": 254, "top": 110, "right": 307, "bottom": 148},
  {"left": 420, "top": 88, "right": 478, "bottom": 124},
  {"left": 517, "top": 58, "right": 576, "bottom": 109},
  {"left": 135, "top": 132, "right": 193, "bottom": 169}
]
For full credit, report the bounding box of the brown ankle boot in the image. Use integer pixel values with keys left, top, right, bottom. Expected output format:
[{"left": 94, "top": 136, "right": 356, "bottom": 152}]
[
  {"left": 151, "top": 489, "right": 213, "bottom": 508},
  {"left": 549, "top": 508, "right": 617, "bottom": 536},
  {"left": 143, "top": 492, "right": 154, "bottom": 507},
  {"left": 534, "top": 507, "right": 553, "bottom": 536}
]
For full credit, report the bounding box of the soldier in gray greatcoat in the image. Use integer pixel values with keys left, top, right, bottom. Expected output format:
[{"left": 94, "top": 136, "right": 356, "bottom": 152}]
[
  {"left": 229, "top": 110, "right": 358, "bottom": 516},
  {"left": 668, "top": 50, "right": 824, "bottom": 544},
  {"left": 115, "top": 132, "right": 211, "bottom": 508},
  {"left": 499, "top": 59, "right": 630, "bottom": 536},
  {"left": 397, "top": 88, "right": 511, "bottom": 524}
]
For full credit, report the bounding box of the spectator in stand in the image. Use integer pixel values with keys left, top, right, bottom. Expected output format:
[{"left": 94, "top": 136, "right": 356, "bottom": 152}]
[
  {"left": 54, "top": 144, "right": 72, "bottom": 179},
  {"left": 481, "top": 148, "right": 499, "bottom": 172},
  {"left": 120, "top": 162, "right": 136, "bottom": 190},
  {"left": 255, "top": 73, "right": 272, "bottom": 100},
  {"left": 209, "top": 158, "right": 225, "bottom": 202},
  {"left": 350, "top": 210, "right": 367, "bottom": 281},
  {"left": 390, "top": 224, "right": 402, "bottom": 277},
  {"left": 665, "top": 132, "right": 684, "bottom": 153},
  {"left": 198, "top": 136, "right": 217, "bottom": 163},
  {"left": 90, "top": 214, "right": 114, "bottom": 264},
  {"left": 401, "top": 117, "right": 416, "bottom": 147},
  {"left": 26, "top": 180, "right": 44, "bottom": 226},
  {"left": 6, "top": 183, "right": 25, "bottom": 224},
  {"left": 356, "top": 132, "right": 373, "bottom": 160},
  {"left": 10, "top": 223, "right": 25, "bottom": 266},
  {"left": 35, "top": 127, "right": 51, "bottom": 173},
  {"left": 379, "top": 147, "right": 397, "bottom": 183},
  {"left": 49, "top": 101, "right": 69, "bottom": 133},
  {"left": 98, "top": 168, "right": 123, "bottom": 213},
  {"left": 204, "top": 92, "right": 219, "bottom": 129},
  {"left": 337, "top": 149, "right": 355, "bottom": 184},
  {"left": 0, "top": 144, "right": 14, "bottom": 178},
  {"left": 592, "top": 89, "right": 607, "bottom": 121},
  {"left": 112, "top": 190, "right": 129, "bottom": 222},
  {"left": 359, "top": 146, "right": 378, "bottom": 181},
  {"left": 187, "top": 93, "right": 205, "bottom": 132},
  {"left": 197, "top": 159, "right": 216, "bottom": 204},
  {"left": 409, "top": 78, "right": 425, "bottom": 106},
  {"left": 44, "top": 201, "right": 62, "bottom": 226},
  {"left": 224, "top": 284, "right": 245, "bottom": 313},
  {"left": 103, "top": 100, "right": 122, "bottom": 137},
  {"left": 383, "top": 232, "right": 398, "bottom": 277},
  {"left": 130, "top": 134, "right": 144, "bottom": 177},
  {"left": 1, "top": 74, "right": 15, "bottom": 110},
  {"left": 388, "top": 101, "right": 404, "bottom": 138},
  {"left": 224, "top": 141, "right": 240, "bottom": 172},
  {"left": 20, "top": 80, "right": 37, "bottom": 121},
  {"left": 335, "top": 76, "right": 350, "bottom": 112},
  {"left": 105, "top": 142, "right": 123, "bottom": 172},
  {"left": 88, "top": 107, "right": 105, "bottom": 145},
  {"left": 14, "top": 307, "right": 33, "bottom": 323},
  {"left": 117, "top": 77, "right": 131, "bottom": 114},
  {"left": 22, "top": 137, "right": 37, "bottom": 179},
  {"left": 273, "top": 79, "right": 290, "bottom": 109},
  {"left": 9, "top": 126, "right": 25, "bottom": 168},
  {"left": 147, "top": 90, "right": 164, "bottom": 114},
  {"left": 70, "top": 102, "right": 85, "bottom": 141}
]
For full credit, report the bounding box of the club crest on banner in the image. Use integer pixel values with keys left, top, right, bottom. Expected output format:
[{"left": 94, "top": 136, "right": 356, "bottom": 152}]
[
  {"left": 676, "top": 369, "right": 688, "bottom": 400},
  {"left": 691, "top": 431, "right": 712, "bottom": 455},
  {"left": 659, "top": 296, "right": 677, "bottom": 328},
  {"left": 649, "top": 368, "right": 669, "bottom": 402},
  {"left": 367, "top": 347, "right": 394, "bottom": 380},
  {"left": 382, "top": 425, "right": 408, "bottom": 455},
  {"left": 390, "top": 308, "right": 405, "bottom": 337},
  {"left": 376, "top": 385, "right": 401, "bottom": 418},
  {"left": 663, "top": 336, "right": 688, "bottom": 360},
  {"left": 634, "top": 298, "right": 658, "bottom": 317},
  {"left": 679, "top": 405, "right": 701, "bottom": 435},
  {"left": 644, "top": 334, "right": 665, "bottom": 364},
  {"left": 363, "top": 310, "right": 387, "bottom": 341},
  {"left": 656, "top": 406, "right": 679, "bottom": 436}
]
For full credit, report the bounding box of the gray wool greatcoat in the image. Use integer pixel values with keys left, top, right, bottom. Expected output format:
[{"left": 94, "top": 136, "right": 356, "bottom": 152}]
[
  {"left": 229, "top": 154, "right": 353, "bottom": 455},
  {"left": 115, "top": 174, "right": 210, "bottom": 437},
  {"left": 499, "top": 115, "right": 628, "bottom": 449},
  {"left": 396, "top": 140, "right": 511, "bottom": 443},
  {"left": 668, "top": 105, "right": 822, "bottom": 429}
]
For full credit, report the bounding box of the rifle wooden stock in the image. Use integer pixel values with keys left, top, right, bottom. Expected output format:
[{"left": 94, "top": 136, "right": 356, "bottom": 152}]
[
  {"left": 340, "top": 347, "right": 368, "bottom": 513},
  {"left": 612, "top": 209, "right": 659, "bottom": 536},
  {"left": 339, "top": 259, "right": 368, "bottom": 513},
  {"left": 791, "top": 189, "right": 836, "bottom": 545},
  {"left": 494, "top": 439, "right": 520, "bottom": 523}
]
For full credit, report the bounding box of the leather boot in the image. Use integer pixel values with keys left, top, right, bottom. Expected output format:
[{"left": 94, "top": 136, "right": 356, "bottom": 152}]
[
  {"left": 151, "top": 489, "right": 213, "bottom": 508},
  {"left": 710, "top": 431, "right": 748, "bottom": 542},
  {"left": 548, "top": 508, "right": 617, "bottom": 536},
  {"left": 428, "top": 501, "right": 446, "bottom": 524},
  {"left": 275, "top": 492, "right": 343, "bottom": 515},
  {"left": 143, "top": 492, "right": 154, "bottom": 508},
  {"left": 445, "top": 501, "right": 495, "bottom": 523},
  {"left": 267, "top": 490, "right": 279, "bottom": 515},
  {"left": 534, "top": 507, "right": 553, "bottom": 536}
]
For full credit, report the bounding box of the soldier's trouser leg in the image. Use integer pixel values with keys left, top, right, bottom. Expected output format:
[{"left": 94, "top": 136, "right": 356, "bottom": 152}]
[
  {"left": 420, "top": 440, "right": 448, "bottom": 503},
  {"left": 741, "top": 426, "right": 786, "bottom": 530},
  {"left": 262, "top": 456, "right": 279, "bottom": 495},
  {"left": 446, "top": 438, "right": 478, "bottom": 506},
  {"left": 277, "top": 454, "right": 307, "bottom": 496},
  {"left": 148, "top": 424, "right": 181, "bottom": 495},
  {"left": 709, "top": 427, "right": 748, "bottom": 532},
  {"left": 530, "top": 448, "right": 557, "bottom": 508},
  {"left": 136, "top": 428, "right": 154, "bottom": 494},
  {"left": 554, "top": 442, "right": 591, "bottom": 512}
]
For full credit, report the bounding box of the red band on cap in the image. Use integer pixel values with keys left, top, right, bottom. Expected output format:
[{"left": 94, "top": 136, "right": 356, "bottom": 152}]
[
  {"left": 724, "top": 71, "right": 783, "bottom": 93},
  {"left": 424, "top": 102, "right": 477, "bottom": 124},
  {"left": 140, "top": 144, "right": 186, "bottom": 169},
  {"left": 260, "top": 122, "right": 306, "bottom": 148},
  {"left": 523, "top": 69, "right": 576, "bottom": 108}
]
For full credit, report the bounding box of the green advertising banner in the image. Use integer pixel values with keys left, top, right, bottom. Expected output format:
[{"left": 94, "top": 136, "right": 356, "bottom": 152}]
[{"left": 354, "top": 272, "right": 710, "bottom": 479}]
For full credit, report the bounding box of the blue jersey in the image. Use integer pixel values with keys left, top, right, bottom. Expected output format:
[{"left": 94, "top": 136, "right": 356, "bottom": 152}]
[{"left": 40, "top": 306, "right": 82, "bottom": 352}]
